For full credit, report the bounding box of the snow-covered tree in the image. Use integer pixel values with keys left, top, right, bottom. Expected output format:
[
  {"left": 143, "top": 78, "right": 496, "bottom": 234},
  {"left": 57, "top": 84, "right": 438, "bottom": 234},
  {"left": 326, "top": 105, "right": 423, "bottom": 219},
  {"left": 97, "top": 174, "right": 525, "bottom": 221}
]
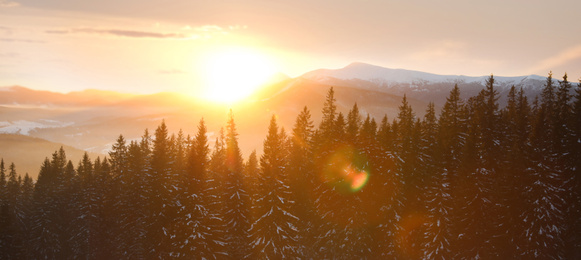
[
  {"left": 288, "top": 106, "right": 317, "bottom": 256},
  {"left": 248, "top": 115, "right": 298, "bottom": 258},
  {"left": 519, "top": 72, "right": 567, "bottom": 259},
  {"left": 222, "top": 111, "right": 251, "bottom": 259}
]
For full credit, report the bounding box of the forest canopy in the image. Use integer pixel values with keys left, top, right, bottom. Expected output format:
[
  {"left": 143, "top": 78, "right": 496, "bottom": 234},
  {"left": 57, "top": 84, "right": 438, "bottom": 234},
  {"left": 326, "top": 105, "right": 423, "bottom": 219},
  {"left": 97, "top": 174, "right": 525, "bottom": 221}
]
[{"left": 1, "top": 74, "right": 580, "bottom": 259}]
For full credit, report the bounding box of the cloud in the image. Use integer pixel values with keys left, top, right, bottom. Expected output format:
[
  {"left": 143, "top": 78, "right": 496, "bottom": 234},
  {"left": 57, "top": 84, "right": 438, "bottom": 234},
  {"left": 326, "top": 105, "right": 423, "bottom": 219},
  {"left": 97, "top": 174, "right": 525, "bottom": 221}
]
[
  {"left": 529, "top": 45, "right": 581, "bottom": 74},
  {"left": 45, "top": 29, "right": 68, "bottom": 34},
  {"left": 158, "top": 69, "right": 188, "bottom": 75},
  {"left": 0, "top": 38, "right": 45, "bottom": 43},
  {"left": 46, "top": 28, "right": 191, "bottom": 39},
  {"left": 0, "top": 0, "right": 19, "bottom": 7},
  {"left": 46, "top": 24, "right": 244, "bottom": 40},
  {"left": 183, "top": 24, "right": 246, "bottom": 32},
  {"left": 0, "top": 52, "right": 19, "bottom": 58}
]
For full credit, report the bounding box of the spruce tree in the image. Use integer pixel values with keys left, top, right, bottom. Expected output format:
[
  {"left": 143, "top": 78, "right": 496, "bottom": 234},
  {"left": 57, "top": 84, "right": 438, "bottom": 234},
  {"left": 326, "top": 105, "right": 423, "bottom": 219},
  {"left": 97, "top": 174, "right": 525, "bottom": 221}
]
[
  {"left": 374, "top": 115, "right": 401, "bottom": 258},
  {"left": 32, "top": 148, "right": 76, "bottom": 259},
  {"left": 288, "top": 106, "right": 317, "bottom": 256},
  {"left": 20, "top": 173, "right": 34, "bottom": 259},
  {"left": 568, "top": 78, "right": 581, "bottom": 258},
  {"left": 0, "top": 159, "right": 6, "bottom": 257},
  {"left": 174, "top": 118, "right": 226, "bottom": 258},
  {"left": 248, "top": 115, "right": 298, "bottom": 258},
  {"left": 395, "top": 95, "right": 421, "bottom": 213},
  {"left": 346, "top": 103, "right": 362, "bottom": 143},
  {"left": 222, "top": 111, "right": 251, "bottom": 258},
  {"left": 2, "top": 163, "right": 23, "bottom": 258},
  {"left": 319, "top": 87, "right": 337, "bottom": 139},
  {"left": 501, "top": 86, "right": 531, "bottom": 257},
  {"left": 423, "top": 102, "right": 453, "bottom": 259},
  {"left": 149, "top": 120, "right": 180, "bottom": 258},
  {"left": 393, "top": 95, "right": 427, "bottom": 258},
  {"left": 520, "top": 72, "right": 566, "bottom": 258},
  {"left": 124, "top": 138, "right": 150, "bottom": 258},
  {"left": 109, "top": 135, "right": 128, "bottom": 177}
]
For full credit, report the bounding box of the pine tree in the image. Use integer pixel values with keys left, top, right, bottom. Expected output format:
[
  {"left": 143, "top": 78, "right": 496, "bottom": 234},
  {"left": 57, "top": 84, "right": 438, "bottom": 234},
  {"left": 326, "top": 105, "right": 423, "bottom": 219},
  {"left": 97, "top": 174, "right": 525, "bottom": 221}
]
[
  {"left": 434, "top": 85, "right": 466, "bottom": 257},
  {"left": 568, "top": 77, "right": 581, "bottom": 258},
  {"left": 173, "top": 129, "right": 187, "bottom": 176},
  {"left": 374, "top": 114, "right": 401, "bottom": 258},
  {"left": 311, "top": 88, "right": 344, "bottom": 258},
  {"left": 1, "top": 163, "right": 23, "bottom": 258},
  {"left": 422, "top": 102, "right": 452, "bottom": 259},
  {"left": 288, "top": 106, "right": 317, "bottom": 256},
  {"left": 520, "top": 72, "right": 566, "bottom": 258},
  {"left": 355, "top": 114, "right": 385, "bottom": 258},
  {"left": 245, "top": 150, "right": 259, "bottom": 189},
  {"left": 501, "top": 86, "right": 531, "bottom": 257},
  {"left": 92, "top": 156, "right": 115, "bottom": 259},
  {"left": 393, "top": 95, "right": 428, "bottom": 258},
  {"left": 222, "top": 110, "right": 251, "bottom": 258},
  {"left": 172, "top": 118, "right": 226, "bottom": 258},
  {"left": 248, "top": 115, "right": 298, "bottom": 258},
  {"left": 0, "top": 159, "right": 7, "bottom": 257},
  {"left": 346, "top": 103, "right": 362, "bottom": 144},
  {"left": 77, "top": 152, "right": 98, "bottom": 259},
  {"left": 31, "top": 148, "right": 77, "bottom": 259},
  {"left": 107, "top": 134, "right": 131, "bottom": 257},
  {"left": 206, "top": 128, "right": 230, "bottom": 258},
  {"left": 319, "top": 87, "right": 337, "bottom": 139},
  {"left": 123, "top": 138, "right": 150, "bottom": 258},
  {"left": 149, "top": 120, "right": 180, "bottom": 258},
  {"left": 451, "top": 76, "right": 510, "bottom": 258},
  {"left": 20, "top": 173, "right": 34, "bottom": 259},
  {"left": 481, "top": 75, "right": 510, "bottom": 257},
  {"left": 109, "top": 135, "right": 128, "bottom": 177},
  {"left": 312, "top": 92, "right": 376, "bottom": 258},
  {"left": 395, "top": 95, "right": 420, "bottom": 213}
]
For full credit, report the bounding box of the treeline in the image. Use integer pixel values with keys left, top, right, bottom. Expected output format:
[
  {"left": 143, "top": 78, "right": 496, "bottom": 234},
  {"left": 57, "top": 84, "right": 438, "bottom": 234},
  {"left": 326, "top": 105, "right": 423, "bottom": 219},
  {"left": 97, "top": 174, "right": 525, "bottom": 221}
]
[{"left": 1, "top": 73, "right": 580, "bottom": 259}]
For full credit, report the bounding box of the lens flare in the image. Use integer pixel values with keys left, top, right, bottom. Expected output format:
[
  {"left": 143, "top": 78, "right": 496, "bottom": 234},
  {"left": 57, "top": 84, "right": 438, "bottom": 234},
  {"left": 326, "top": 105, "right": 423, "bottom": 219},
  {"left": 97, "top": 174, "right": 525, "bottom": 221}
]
[
  {"left": 321, "top": 145, "right": 371, "bottom": 193},
  {"left": 343, "top": 164, "right": 369, "bottom": 192}
]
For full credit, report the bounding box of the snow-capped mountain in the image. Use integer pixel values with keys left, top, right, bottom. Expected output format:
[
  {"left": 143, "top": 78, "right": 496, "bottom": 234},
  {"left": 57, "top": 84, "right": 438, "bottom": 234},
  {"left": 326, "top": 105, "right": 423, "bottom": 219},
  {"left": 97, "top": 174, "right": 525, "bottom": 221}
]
[
  {"left": 299, "top": 62, "right": 556, "bottom": 106},
  {"left": 301, "top": 62, "right": 546, "bottom": 87}
]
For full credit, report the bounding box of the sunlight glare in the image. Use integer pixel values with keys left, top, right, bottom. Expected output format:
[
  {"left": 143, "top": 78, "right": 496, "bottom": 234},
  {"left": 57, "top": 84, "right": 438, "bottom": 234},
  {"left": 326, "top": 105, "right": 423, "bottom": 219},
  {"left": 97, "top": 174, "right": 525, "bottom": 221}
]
[
  {"left": 202, "top": 47, "right": 276, "bottom": 103},
  {"left": 344, "top": 164, "right": 369, "bottom": 192},
  {"left": 320, "top": 145, "right": 371, "bottom": 193}
]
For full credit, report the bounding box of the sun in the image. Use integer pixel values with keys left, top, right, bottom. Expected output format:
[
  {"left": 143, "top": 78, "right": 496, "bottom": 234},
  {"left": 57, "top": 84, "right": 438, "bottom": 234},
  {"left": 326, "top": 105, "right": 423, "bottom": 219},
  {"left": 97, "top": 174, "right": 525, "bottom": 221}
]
[{"left": 202, "top": 47, "right": 276, "bottom": 103}]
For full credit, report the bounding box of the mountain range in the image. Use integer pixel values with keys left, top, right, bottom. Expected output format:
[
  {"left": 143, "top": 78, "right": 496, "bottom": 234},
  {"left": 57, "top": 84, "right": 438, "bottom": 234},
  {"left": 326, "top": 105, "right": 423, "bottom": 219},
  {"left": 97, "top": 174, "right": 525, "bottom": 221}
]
[{"left": 1, "top": 62, "right": 573, "bottom": 178}]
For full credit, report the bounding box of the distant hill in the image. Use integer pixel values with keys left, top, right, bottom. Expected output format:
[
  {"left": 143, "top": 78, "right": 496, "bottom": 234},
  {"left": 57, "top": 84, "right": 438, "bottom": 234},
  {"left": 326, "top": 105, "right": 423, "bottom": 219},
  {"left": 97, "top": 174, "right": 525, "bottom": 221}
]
[
  {"left": 0, "top": 86, "right": 134, "bottom": 107},
  {"left": 0, "top": 134, "right": 103, "bottom": 180}
]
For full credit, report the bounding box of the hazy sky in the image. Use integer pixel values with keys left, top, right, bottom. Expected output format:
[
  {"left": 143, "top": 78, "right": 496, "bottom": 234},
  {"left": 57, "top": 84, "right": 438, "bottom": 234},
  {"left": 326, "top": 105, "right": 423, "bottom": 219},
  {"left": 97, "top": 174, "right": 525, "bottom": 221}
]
[{"left": 1, "top": 0, "right": 580, "bottom": 94}]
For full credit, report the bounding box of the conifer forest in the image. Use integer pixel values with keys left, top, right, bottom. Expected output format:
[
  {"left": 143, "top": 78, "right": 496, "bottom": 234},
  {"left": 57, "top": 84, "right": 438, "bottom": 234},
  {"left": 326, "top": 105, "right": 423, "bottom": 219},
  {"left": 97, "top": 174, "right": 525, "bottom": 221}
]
[{"left": 1, "top": 74, "right": 581, "bottom": 259}]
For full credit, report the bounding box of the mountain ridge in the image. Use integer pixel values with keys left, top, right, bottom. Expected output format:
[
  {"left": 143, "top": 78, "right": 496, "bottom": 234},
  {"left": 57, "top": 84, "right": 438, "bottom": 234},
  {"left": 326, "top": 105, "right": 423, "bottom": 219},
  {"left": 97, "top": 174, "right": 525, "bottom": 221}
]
[
  {"left": 301, "top": 61, "right": 548, "bottom": 85},
  {"left": 296, "top": 61, "right": 574, "bottom": 108}
]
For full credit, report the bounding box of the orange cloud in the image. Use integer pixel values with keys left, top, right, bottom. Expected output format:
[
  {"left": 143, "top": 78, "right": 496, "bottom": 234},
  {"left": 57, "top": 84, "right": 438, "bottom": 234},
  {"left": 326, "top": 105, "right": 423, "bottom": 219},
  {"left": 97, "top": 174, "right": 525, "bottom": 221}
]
[
  {"left": 45, "top": 28, "right": 190, "bottom": 39},
  {"left": 529, "top": 45, "right": 581, "bottom": 74},
  {"left": 45, "top": 24, "right": 243, "bottom": 40},
  {"left": 0, "top": 38, "right": 45, "bottom": 43},
  {"left": 0, "top": 0, "right": 19, "bottom": 8}
]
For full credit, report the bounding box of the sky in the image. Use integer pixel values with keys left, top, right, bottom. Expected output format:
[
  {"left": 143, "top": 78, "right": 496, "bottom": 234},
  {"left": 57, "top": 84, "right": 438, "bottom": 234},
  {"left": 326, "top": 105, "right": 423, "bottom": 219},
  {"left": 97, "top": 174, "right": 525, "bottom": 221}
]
[{"left": 1, "top": 0, "right": 580, "bottom": 95}]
